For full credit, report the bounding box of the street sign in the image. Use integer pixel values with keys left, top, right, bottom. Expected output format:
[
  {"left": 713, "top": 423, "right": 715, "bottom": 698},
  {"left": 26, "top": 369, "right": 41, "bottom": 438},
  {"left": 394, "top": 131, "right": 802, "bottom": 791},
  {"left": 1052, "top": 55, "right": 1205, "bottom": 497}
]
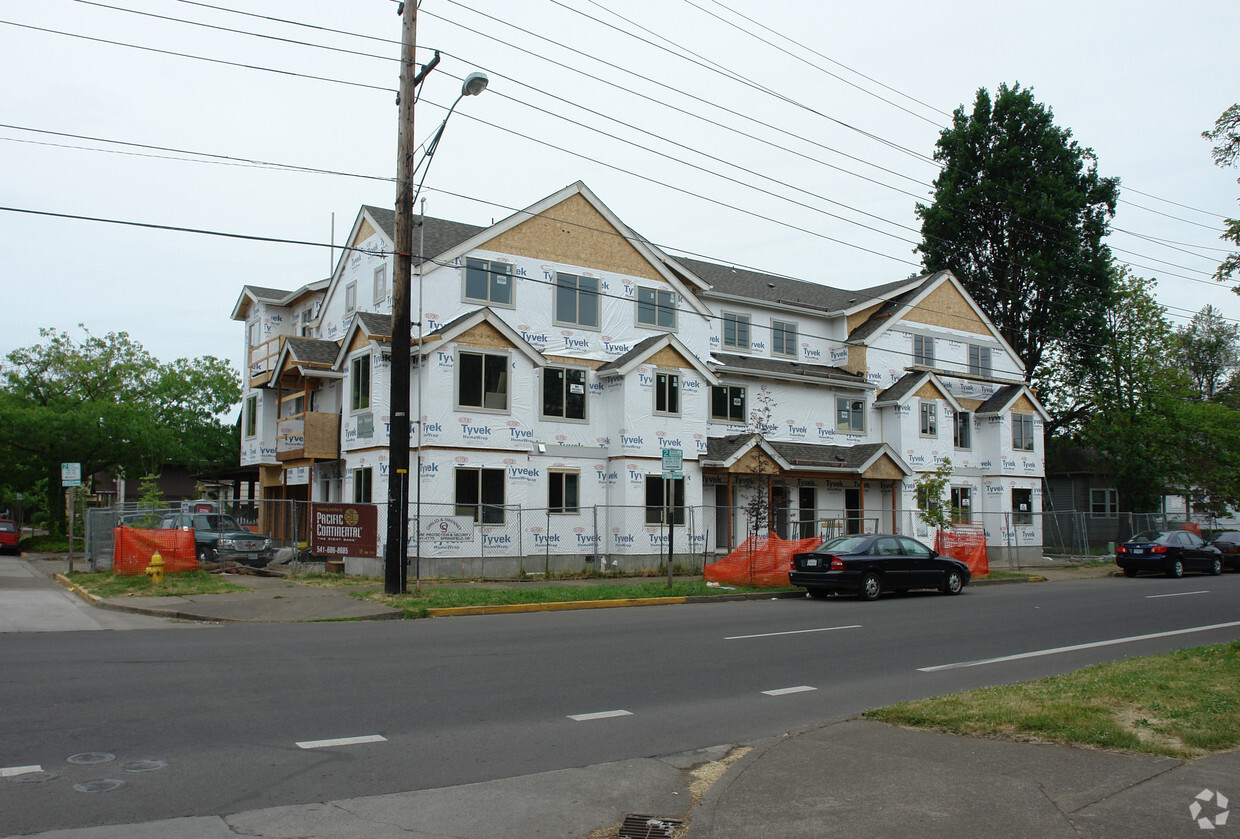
[
  {"left": 661, "top": 447, "right": 683, "bottom": 479},
  {"left": 61, "top": 462, "right": 82, "bottom": 487}
]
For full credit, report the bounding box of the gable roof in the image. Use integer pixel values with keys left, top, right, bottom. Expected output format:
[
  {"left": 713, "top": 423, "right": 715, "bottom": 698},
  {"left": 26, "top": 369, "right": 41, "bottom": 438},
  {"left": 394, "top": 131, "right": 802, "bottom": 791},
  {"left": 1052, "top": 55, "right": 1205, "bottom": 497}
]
[
  {"left": 271, "top": 336, "right": 343, "bottom": 381},
  {"left": 359, "top": 205, "right": 486, "bottom": 267},
  {"left": 417, "top": 307, "right": 548, "bottom": 367},
  {"left": 230, "top": 278, "right": 329, "bottom": 321},
  {"left": 976, "top": 383, "right": 1049, "bottom": 420},
  {"left": 703, "top": 434, "right": 911, "bottom": 476},
  {"left": 595, "top": 332, "right": 718, "bottom": 384},
  {"left": 711, "top": 352, "right": 869, "bottom": 389},
  {"left": 875, "top": 371, "right": 962, "bottom": 411},
  {"left": 332, "top": 309, "right": 397, "bottom": 368}
]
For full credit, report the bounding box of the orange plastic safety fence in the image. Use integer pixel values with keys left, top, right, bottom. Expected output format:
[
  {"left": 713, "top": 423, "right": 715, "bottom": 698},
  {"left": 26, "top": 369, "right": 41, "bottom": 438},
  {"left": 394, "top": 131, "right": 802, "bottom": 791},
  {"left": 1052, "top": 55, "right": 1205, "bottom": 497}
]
[
  {"left": 1182, "top": 522, "right": 1203, "bottom": 537},
  {"left": 705, "top": 533, "right": 823, "bottom": 588},
  {"left": 112, "top": 526, "right": 198, "bottom": 576},
  {"left": 936, "top": 527, "right": 989, "bottom": 578}
]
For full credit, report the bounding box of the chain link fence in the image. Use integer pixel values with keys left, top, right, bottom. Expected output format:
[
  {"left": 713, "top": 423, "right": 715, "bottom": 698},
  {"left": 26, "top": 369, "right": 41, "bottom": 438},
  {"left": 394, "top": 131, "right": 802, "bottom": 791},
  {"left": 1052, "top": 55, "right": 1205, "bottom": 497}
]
[{"left": 85, "top": 498, "right": 1214, "bottom": 577}]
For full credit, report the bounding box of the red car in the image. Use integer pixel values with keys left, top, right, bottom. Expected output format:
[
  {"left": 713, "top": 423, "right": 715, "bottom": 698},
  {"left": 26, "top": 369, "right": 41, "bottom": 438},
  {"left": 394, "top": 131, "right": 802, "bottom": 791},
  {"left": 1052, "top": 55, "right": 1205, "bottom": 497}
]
[{"left": 0, "top": 519, "right": 19, "bottom": 555}]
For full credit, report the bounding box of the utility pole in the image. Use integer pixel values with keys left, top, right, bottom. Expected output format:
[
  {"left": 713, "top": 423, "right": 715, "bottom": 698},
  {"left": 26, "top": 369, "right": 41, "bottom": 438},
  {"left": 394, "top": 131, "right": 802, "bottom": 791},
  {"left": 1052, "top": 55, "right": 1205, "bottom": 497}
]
[{"left": 385, "top": 1, "right": 418, "bottom": 595}]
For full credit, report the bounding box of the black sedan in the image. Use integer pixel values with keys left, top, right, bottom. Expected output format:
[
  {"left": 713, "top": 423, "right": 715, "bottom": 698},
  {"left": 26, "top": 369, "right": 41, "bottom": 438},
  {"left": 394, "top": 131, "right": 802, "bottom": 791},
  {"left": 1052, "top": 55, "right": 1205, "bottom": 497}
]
[
  {"left": 1115, "top": 530, "right": 1223, "bottom": 578},
  {"left": 1209, "top": 531, "right": 1240, "bottom": 571},
  {"left": 789, "top": 533, "right": 970, "bottom": 601}
]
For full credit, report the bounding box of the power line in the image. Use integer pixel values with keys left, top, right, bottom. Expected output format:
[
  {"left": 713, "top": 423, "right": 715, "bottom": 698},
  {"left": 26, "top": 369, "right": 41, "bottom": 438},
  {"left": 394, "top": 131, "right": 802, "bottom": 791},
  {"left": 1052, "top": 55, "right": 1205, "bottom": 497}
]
[{"left": 0, "top": 19, "right": 395, "bottom": 93}]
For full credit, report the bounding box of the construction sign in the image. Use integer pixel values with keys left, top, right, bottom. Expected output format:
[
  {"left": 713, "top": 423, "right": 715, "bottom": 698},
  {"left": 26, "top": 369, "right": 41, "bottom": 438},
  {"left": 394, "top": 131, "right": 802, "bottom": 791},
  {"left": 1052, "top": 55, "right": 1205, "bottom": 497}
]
[{"left": 310, "top": 503, "right": 378, "bottom": 558}]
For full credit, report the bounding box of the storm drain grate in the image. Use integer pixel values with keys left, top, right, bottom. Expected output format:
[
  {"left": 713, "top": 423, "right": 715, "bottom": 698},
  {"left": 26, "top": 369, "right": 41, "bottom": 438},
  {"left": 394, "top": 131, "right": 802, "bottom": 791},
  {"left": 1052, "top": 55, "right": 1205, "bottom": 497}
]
[{"left": 619, "top": 814, "right": 683, "bottom": 839}]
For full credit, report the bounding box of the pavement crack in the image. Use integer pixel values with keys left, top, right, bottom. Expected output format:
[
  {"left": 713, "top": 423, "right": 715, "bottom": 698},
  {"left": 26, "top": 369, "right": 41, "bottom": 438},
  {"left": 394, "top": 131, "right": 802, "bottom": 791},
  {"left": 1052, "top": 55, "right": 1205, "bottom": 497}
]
[{"left": 1064, "top": 760, "right": 1185, "bottom": 815}]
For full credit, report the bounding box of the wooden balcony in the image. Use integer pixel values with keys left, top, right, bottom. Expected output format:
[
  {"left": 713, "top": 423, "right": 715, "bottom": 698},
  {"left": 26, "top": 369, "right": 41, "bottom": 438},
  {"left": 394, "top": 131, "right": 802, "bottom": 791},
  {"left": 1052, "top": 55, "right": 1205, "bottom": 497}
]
[{"left": 275, "top": 412, "right": 339, "bottom": 461}]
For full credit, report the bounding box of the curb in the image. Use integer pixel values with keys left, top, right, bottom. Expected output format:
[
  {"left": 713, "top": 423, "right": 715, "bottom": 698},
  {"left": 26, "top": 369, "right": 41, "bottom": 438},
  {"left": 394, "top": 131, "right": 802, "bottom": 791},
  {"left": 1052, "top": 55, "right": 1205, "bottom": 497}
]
[{"left": 425, "top": 590, "right": 806, "bottom": 618}]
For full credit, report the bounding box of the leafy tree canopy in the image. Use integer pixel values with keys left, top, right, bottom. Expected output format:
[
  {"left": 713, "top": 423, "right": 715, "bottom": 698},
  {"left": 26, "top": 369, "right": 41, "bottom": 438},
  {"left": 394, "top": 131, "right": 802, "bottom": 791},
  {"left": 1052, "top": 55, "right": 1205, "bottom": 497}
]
[
  {"left": 0, "top": 326, "right": 240, "bottom": 531},
  {"left": 1174, "top": 304, "right": 1240, "bottom": 401},
  {"left": 1203, "top": 103, "right": 1240, "bottom": 288},
  {"left": 917, "top": 83, "right": 1120, "bottom": 398}
]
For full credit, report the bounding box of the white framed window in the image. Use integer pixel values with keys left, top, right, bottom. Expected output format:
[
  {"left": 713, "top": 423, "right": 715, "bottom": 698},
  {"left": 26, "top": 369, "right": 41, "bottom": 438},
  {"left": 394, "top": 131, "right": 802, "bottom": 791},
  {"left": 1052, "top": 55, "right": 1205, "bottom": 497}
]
[
  {"left": 836, "top": 396, "right": 864, "bottom": 433},
  {"left": 722, "top": 312, "right": 750, "bottom": 350},
  {"left": 636, "top": 286, "right": 676, "bottom": 329},
  {"left": 244, "top": 395, "right": 257, "bottom": 438},
  {"left": 711, "top": 385, "right": 746, "bottom": 422},
  {"left": 345, "top": 282, "right": 357, "bottom": 313},
  {"left": 771, "top": 320, "right": 797, "bottom": 357},
  {"left": 644, "top": 475, "right": 685, "bottom": 525},
  {"left": 1090, "top": 488, "right": 1118, "bottom": 517},
  {"left": 1012, "top": 487, "right": 1034, "bottom": 525},
  {"left": 969, "top": 345, "right": 992, "bottom": 377},
  {"left": 353, "top": 467, "right": 372, "bottom": 503},
  {"left": 549, "top": 471, "right": 580, "bottom": 514},
  {"left": 350, "top": 354, "right": 370, "bottom": 412},
  {"left": 247, "top": 319, "right": 262, "bottom": 354},
  {"left": 953, "top": 410, "right": 972, "bottom": 449},
  {"left": 951, "top": 487, "right": 971, "bottom": 524},
  {"left": 542, "top": 366, "right": 587, "bottom": 421},
  {"left": 1012, "top": 413, "right": 1035, "bottom": 451},
  {"left": 457, "top": 350, "right": 509, "bottom": 411},
  {"left": 654, "top": 371, "right": 680, "bottom": 416},
  {"left": 300, "top": 306, "right": 314, "bottom": 337},
  {"left": 914, "top": 334, "right": 935, "bottom": 366},
  {"left": 554, "top": 272, "right": 600, "bottom": 329},
  {"left": 464, "top": 258, "right": 514, "bottom": 307},
  {"left": 373, "top": 265, "right": 387, "bottom": 303},
  {"left": 920, "top": 401, "right": 937, "bottom": 436},
  {"left": 455, "top": 467, "right": 505, "bottom": 524}
]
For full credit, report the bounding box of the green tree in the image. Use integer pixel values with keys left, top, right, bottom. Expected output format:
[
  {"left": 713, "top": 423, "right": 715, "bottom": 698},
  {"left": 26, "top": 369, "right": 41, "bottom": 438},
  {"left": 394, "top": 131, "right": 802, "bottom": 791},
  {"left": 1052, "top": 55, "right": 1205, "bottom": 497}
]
[
  {"left": 1203, "top": 103, "right": 1240, "bottom": 288},
  {"left": 1175, "top": 304, "right": 1240, "bottom": 400},
  {"left": 914, "top": 457, "right": 954, "bottom": 531},
  {"left": 916, "top": 83, "right": 1120, "bottom": 400},
  {"left": 0, "top": 327, "right": 240, "bottom": 532}
]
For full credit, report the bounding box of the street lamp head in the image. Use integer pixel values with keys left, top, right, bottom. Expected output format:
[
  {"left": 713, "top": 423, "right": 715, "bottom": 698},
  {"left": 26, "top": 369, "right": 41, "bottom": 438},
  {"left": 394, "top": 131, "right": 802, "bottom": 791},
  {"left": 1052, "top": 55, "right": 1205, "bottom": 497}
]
[{"left": 461, "top": 72, "right": 489, "bottom": 98}]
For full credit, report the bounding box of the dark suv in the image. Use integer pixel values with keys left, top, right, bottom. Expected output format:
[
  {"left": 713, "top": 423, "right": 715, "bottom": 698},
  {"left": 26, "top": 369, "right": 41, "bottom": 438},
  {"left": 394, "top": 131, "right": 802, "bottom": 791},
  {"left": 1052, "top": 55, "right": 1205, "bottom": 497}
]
[{"left": 160, "top": 512, "right": 274, "bottom": 566}]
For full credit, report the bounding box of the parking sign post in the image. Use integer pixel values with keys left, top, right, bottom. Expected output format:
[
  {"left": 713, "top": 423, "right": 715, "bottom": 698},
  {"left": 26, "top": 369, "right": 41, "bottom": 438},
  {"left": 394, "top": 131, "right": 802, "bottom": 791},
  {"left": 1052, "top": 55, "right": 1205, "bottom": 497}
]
[{"left": 661, "top": 449, "right": 682, "bottom": 587}]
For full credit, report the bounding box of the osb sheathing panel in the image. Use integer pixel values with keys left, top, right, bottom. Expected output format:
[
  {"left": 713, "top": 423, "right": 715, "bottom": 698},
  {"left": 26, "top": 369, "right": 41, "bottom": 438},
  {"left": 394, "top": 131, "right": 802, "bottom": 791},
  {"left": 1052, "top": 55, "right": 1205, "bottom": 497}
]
[
  {"left": 957, "top": 397, "right": 984, "bottom": 411},
  {"left": 1012, "top": 394, "right": 1036, "bottom": 414},
  {"left": 915, "top": 381, "right": 947, "bottom": 401},
  {"left": 863, "top": 455, "right": 904, "bottom": 481},
  {"left": 348, "top": 329, "right": 375, "bottom": 355},
  {"left": 354, "top": 217, "right": 378, "bottom": 246},
  {"left": 648, "top": 345, "right": 692, "bottom": 370},
  {"left": 457, "top": 321, "right": 515, "bottom": 350},
  {"left": 730, "top": 447, "right": 782, "bottom": 475},
  {"left": 259, "top": 464, "right": 284, "bottom": 488},
  {"left": 485, "top": 194, "right": 662, "bottom": 281},
  {"left": 902, "top": 282, "right": 990, "bottom": 335},
  {"left": 845, "top": 345, "right": 867, "bottom": 375},
  {"left": 304, "top": 412, "right": 339, "bottom": 460},
  {"left": 544, "top": 354, "right": 603, "bottom": 370},
  {"left": 847, "top": 304, "right": 883, "bottom": 333}
]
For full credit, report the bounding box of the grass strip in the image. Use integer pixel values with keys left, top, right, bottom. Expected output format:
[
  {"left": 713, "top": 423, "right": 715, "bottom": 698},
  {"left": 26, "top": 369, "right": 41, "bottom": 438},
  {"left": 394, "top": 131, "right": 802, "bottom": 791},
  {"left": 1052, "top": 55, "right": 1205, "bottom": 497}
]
[
  {"left": 359, "top": 580, "right": 780, "bottom": 615},
  {"left": 867, "top": 641, "right": 1240, "bottom": 759},
  {"left": 66, "top": 570, "right": 250, "bottom": 598}
]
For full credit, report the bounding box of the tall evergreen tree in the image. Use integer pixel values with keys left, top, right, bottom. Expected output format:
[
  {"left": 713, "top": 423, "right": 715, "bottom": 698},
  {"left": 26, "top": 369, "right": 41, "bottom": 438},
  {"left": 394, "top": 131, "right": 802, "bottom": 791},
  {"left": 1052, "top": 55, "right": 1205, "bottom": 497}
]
[{"left": 917, "top": 83, "right": 1120, "bottom": 397}]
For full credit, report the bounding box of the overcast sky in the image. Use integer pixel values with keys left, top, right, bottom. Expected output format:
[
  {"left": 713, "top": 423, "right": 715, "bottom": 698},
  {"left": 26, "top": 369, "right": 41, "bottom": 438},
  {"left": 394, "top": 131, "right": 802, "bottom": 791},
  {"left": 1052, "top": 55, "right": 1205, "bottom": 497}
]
[{"left": 4, "top": 0, "right": 1239, "bottom": 386}]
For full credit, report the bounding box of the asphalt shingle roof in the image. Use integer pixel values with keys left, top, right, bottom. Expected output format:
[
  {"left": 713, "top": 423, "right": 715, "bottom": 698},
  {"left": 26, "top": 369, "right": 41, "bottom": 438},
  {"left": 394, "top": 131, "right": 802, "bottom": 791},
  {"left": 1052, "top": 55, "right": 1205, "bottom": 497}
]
[
  {"left": 711, "top": 352, "right": 865, "bottom": 384},
  {"left": 846, "top": 272, "right": 945, "bottom": 344},
  {"left": 284, "top": 336, "right": 341, "bottom": 366},
  {"left": 978, "top": 384, "right": 1024, "bottom": 415},
  {"left": 362, "top": 206, "right": 486, "bottom": 265},
  {"left": 354, "top": 311, "right": 393, "bottom": 338},
  {"left": 704, "top": 434, "right": 891, "bottom": 473},
  {"left": 595, "top": 334, "right": 666, "bottom": 374},
  {"left": 877, "top": 372, "right": 927, "bottom": 405},
  {"left": 675, "top": 256, "right": 925, "bottom": 312}
]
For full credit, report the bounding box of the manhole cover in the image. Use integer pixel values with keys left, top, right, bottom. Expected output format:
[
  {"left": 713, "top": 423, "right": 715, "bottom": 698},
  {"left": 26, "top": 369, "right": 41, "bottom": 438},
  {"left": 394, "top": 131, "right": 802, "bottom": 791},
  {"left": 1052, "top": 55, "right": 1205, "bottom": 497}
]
[
  {"left": 9, "top": 772, "right": 57, "bottom": 784},
  {"left": 619, "top": 814, "right": 683, "bottom": 839},
  {"left": 122, "top": 760, "right": 168, "bottom": 773},
  {"left": 67, "top": 753, "right": 115, "bottom": 765},
  {"left": 74, "top": 779, "right": 125, "bottom": 793}
]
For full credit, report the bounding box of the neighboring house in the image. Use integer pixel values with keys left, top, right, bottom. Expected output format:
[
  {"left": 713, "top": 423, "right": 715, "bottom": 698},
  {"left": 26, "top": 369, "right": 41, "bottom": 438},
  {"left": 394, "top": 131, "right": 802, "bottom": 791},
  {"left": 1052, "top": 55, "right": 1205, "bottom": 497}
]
[{"left": 230, "top": 181, "right": 1046, "bottom": 569}]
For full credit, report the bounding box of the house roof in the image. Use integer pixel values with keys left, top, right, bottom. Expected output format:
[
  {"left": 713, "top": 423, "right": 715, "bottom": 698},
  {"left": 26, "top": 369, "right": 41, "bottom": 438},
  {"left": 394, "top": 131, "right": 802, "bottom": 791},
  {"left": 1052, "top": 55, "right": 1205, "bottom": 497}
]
[
  {"left": 359, "top": 206, "right": 486, "bottom": 266},
  {"left": 672, "top": 257, "right": 924, "bottom": 314},
  {"left": 711, "top": 352, "right": 868, "bottom": 387},
  {"left": 846, "top": 273, "right": 945, "bottom": 344},
  {"left": 230, "top": 278, "right": 329, "bottom": 321},
  {"left": 354, "top": 311, "right": 392, "bottom": 340},
  {"left": 418, "top": 307, "right": 548, "bottom": 367},
  {"left": 703, "top": 434, "right": 912, "bottom": 476},
  {"left": 595, "top": 332, "right": 718, "bottom": 383},
  {"left": 875, "top": 371, "right": 962, "bottom": 411},
  {"left": 976, "top": 383, "right": 1049, "bottom": 420},
  {"left": 283, "top": 336, "right": 340, "bottom": 366}
]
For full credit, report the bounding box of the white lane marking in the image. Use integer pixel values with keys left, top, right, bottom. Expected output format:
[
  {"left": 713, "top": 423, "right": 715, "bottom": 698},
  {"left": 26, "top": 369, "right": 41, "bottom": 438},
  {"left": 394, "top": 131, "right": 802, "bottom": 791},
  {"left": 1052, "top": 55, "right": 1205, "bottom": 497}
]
[
  {"left": 296, "top": 735, "right": 387, "bottom": 750},
  {"left": 0, "top": 765, "right": 43, "bottom": 777},
  {"left": 762, "top": 686, "right": 817, "bottom": 696},
  {"left": 726, "top": 624, "right": 861, "bottom": 641},
  {"left": 568, "top": 710, "right": 633, "bottom": 721},
  {"left": 1146, "top": 591, "right": 1209, "bottom": 599},
  {"left": 919, "top": 620, "right": 1240, "bottom": 672}
]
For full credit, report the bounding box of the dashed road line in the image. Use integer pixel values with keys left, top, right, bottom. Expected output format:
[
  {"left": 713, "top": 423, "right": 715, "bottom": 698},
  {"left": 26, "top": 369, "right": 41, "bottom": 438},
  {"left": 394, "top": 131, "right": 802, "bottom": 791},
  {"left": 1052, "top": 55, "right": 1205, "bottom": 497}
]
[
  {"left": 568, "top": 710, "right": 633, "bottom": 721},
  {"left": 726, "top": 624, "right": 861, "bottom": 641},
  {"left": 919, "top": 620, "right": 1240, "bottom": 672},
  {"left": 762, "top": 686, "right": 817, "bottom": 696},
  {"left": 1146, "top": 591, "right": 1209, "bottom": 599},
  {"left": 296, "top": 735, "right": 387, "bottom": 750},
  {"left": 0, "top": 765, "right": 42, "bottom": 778}
]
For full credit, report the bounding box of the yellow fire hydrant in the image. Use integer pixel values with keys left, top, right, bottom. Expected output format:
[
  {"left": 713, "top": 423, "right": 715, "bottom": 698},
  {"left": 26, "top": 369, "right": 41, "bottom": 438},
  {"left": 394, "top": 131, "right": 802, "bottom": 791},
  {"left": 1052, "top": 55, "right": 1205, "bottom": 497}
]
[{"left": 145, "top": 551, "right": 165, "bottom": 585}]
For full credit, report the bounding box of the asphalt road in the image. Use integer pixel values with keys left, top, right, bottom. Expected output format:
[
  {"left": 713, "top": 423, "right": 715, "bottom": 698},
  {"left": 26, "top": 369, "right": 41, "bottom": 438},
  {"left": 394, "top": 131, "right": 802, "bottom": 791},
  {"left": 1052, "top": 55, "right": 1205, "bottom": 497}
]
[{"left": 2, "top": 573, "right": 1239, "bottom": 835}]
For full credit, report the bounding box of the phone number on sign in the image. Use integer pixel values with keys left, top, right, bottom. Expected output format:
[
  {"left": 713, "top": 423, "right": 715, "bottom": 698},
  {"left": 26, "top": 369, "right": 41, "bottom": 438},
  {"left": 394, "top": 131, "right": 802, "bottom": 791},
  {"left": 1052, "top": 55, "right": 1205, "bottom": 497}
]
[{"left": 316, "top": 546, "right": 353, "bottom": 556}]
